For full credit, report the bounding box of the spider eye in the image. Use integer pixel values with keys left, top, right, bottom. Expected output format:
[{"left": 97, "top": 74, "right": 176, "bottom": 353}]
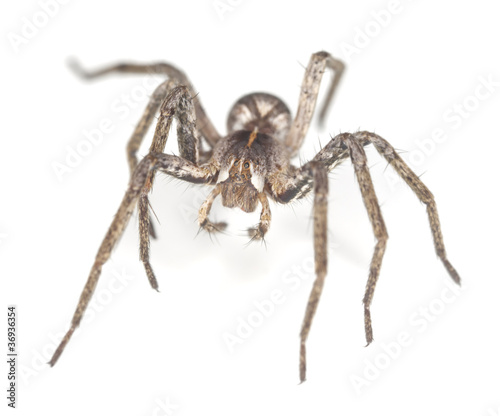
[
  {"left": 244, "top": 162, "right": 250, "bottom": 169},
  {"left": 234, "top": 160, "right": 239, "bottom": 166}
]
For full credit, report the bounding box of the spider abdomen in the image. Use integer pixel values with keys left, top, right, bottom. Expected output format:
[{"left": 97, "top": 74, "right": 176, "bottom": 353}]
[{"left": 226, "top": 92, "right": 292, "bottom": 142}]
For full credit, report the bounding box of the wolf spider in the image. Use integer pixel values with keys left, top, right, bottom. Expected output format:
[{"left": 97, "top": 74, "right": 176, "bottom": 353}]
[{"left": 49, "top": 51, "right": 460, "bottom": 382}]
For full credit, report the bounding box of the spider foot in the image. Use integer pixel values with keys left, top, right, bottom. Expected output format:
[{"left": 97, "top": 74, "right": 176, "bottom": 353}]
[
  {"left": 143, "top": 262, "right": 159, "bottom": 292},
  {"left": 67, "top": 57, "right": 91, "bottom": 79},
  {"left": 247, "top": 226, "right": 265, "bottom": 241},
  {"left": 364, "top": 306, "right": 374, "bottom": 346},
  {"left": 245, "top": 227, "right": 268, "bottom": 249},
  {"left": 199, "top": 220, "right": 227, "bottom": 234},
  {"left": 299, "top": 341, "right": 307, "bottom": 384},
  {"left": 247, "top": 223, "right": 270, "bottom": 244},
  {"left": 443, "top": 259, "right": 461, "bottom": 285}
]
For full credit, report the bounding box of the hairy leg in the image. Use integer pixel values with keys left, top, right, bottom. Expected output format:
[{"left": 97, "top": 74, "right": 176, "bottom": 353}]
[
  {"left": 69, "top": 59, "right": 221, "bottom": 147},
  {"left": 49, "top": 153, "right": 216, "bottom": 366},
  {"left": 274, "top": 136, "right": 384, "bottom": 380},
  {"left": 273, "top": 151, "right": 382, "bottom": 380},
  {"left": 339, "top": 133, "right": 389, "bottom": 346},
  {"left": 138, "top": 86, "right": 205, "bottom": 289},
  {"left": 70, "top": 60, "right": 205, "bottom": 238},
  {"left": 353, "top": 131, "right": 461, "bottom": 285},
  {"left": 285, "top": 51, "right": 345, "bottom": 156},
  {"left": 248, "top": 193, "right": 272, "bottom": 241},
  {"left": 198, "top": 185, "right": 227, "bottom": 233},
  {"left": 127, "top": 79, "right": 175, "bottom": 238},
  {"left": 298, "top": 162, "right": 329, "bottom": 383},
  {"left": 126, "top": 79, "right": 175, "bottom": 175},
  {"left": 270, "top": 129, "right": 459, "bottom": 380},
  {"left": 269, "top": 160, "right": 331, "bottom": 382},
  {"left": 49, "top": 155, "right": 156, "bottom": 366},
  {"left": 309, "top": 131, "right": 460, "bottom": 344}
]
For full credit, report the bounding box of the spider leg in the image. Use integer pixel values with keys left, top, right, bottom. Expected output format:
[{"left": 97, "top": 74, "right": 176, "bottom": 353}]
[
  {"left": 298, "top": 163, "right": 329, "bottom": 383},
  {"left": 339, "top": 133, "right": 389, "bottom": 346},
  {"left": 50, "top": 84, "right": 216, "bottom": 366},
  {"left": 272, "top": 138, "right": 383, "bottom": 381},
  {"left": 139, "top": 85, "right": 207, "bottom": 289},
  {"left": 352, "top": 131, "right": 461, "bottom": 285},
  {"left": 69, "top": 59, "right": 221, "bottom": 147},
  {"left": 70, "top": 59, "right": 220, "bottom": 237},
  {"left": 49, "top": 155, "right": 156, "bottom": 367},
  {"left": 309, "top": 131, "right": 460, "bottom": 346},
  {"left": 266, "top": 161, "right": 328, "bottom": 382},
  {"left": 126, "top": 79, "right": 176, "bottom": 176},
  {"left": 49, "top": 153, "right": 216, "bottom": 366},
  {"left": 285, "top": 51, "right": 345, "bottom": 156},
  {"left": 269, "top": 127, "right": 459, "bottom": 381},
  {"left": 247, "top": 193, "right": 272, "bottom": 241},
  {"left": 198, "top": 185, "right": 227, "bottom": 233},
  {"left": 128, "top": 78, "right": 175, "bottom": 238}
]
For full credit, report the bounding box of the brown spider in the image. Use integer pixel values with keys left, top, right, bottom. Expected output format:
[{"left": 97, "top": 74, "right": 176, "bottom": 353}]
[{"left": 49, "top": 51, "right": 460, "bottom": 382}]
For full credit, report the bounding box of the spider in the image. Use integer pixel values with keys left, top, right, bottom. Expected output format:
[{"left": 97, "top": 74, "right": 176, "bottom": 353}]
[{"left": 49, "top": 51, "right": 460, "bottom": 382}]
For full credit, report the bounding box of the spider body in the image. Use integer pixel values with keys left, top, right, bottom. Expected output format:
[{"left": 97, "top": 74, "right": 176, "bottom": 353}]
[
  {"left": 217, "top": 92, "right": 292, "bottom": 214},
  {"left": 51, "top": 52, "right": 460, "bottom": 383}
]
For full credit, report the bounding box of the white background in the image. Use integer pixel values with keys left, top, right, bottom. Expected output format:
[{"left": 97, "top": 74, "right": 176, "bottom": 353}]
[{"left": 1, "top": 0, "right": 500, "bottom": 415}]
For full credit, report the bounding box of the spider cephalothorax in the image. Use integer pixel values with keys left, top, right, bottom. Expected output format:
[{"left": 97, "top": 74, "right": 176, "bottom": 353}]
[{"left": 50, "top": 52, "right": 460, "bottom": 383}]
